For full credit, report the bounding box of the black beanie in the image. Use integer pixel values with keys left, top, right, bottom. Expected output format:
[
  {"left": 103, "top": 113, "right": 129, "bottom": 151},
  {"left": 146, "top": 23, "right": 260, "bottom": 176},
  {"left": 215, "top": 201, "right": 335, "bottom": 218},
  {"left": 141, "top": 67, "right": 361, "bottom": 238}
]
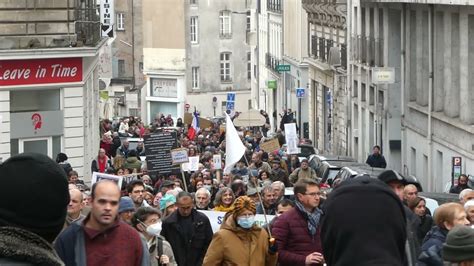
[
  {"left": 0, "top": 153, "right": 70, "bottom": 242},
  {"left": 321, "top": 176, "right": 407, "bottom": 266},
  {"left": 443, "top": 225, "right": 474, "bottom": 262}
]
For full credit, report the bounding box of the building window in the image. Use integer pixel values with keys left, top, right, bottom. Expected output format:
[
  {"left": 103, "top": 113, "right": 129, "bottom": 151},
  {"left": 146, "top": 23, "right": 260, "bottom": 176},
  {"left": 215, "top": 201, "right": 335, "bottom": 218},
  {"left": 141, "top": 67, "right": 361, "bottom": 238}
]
[
  {"left": 118, "top": 59, "right": 125, "bottom": 77},
  {"left": 117, "top": 13, "right": 125, "bottom": 30},
  {"left": 190, "top": 16, "right": 199, "bottom": 43},
  {"left": 246, "top": 11, "right": 251, "bottom": 32},
  {"left": 220, "top": 52, "right": 231, "bottom": 82},
  {"left": 219, "top": 11, "right": 232, "bottom": 38},
  {"left": 192, "top": 67, "right": 199, "bottom": 89},
  {"left": 247, "top": 52, "right": 251, "bottom": 80}
]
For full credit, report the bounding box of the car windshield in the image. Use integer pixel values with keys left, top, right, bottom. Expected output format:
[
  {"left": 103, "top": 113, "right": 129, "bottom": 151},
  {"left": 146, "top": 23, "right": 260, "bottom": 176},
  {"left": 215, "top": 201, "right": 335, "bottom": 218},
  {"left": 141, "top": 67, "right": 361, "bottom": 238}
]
[{"left": 327, "top": 170, "right": 339, "bottom": 182}]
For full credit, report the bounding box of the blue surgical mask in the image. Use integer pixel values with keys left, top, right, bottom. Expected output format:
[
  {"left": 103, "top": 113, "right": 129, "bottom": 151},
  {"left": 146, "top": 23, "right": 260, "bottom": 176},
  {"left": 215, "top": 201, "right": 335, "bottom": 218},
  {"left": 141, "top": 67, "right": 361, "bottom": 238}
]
[{"left": 237, "top": 215, "right": 255, "bottom": 229}]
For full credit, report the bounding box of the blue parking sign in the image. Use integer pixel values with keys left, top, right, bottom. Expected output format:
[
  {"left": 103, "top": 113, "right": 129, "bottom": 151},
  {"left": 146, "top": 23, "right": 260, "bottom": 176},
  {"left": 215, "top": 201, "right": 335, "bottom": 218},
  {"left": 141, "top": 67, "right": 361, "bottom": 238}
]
[
  {"left": 227, "top": 92, "right": 235, "bottom": 102},
  {"left": 296, "top": 88, "right": 305, "bottom": 98},
  {"left": 226, "top": 101, "right": 235, "bottom": 110}
]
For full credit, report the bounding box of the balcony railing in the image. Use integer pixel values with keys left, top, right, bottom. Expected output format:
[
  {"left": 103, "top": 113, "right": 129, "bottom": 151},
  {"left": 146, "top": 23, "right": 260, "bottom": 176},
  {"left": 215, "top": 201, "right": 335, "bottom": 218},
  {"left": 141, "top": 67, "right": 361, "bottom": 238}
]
[
  {"left": 265, "top": 52, "right": 281, "bottom": 73},
  {"left": 267, "top": 0, "right": 282, "bottom": 13}
]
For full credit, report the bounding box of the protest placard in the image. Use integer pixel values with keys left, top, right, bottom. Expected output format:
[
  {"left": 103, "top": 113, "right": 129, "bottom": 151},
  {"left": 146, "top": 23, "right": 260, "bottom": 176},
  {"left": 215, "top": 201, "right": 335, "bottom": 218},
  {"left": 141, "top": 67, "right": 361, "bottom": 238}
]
[
  {"left": 198, "top": 210, "right": 275, "bottom": 233},
  {"left": 171, "top": 148, "right": 189, "bottom": 165},
  {"left": 213, "top": 154, "right": 222, "bottom": 170},
  {"left": 259, "top": 138, "right": 280, "bottom": 152},
  {"left": 91, "top": 172, "right": 123, "bottom": 189},
  {"left": 284, "top": 123, "right": 299, "bottom": 154},
  {"left": 144, "top": 131, "right": 180, "bottom": 175},
  {"left": 188, "top": 156, "right": 200, "bottom": 171}
]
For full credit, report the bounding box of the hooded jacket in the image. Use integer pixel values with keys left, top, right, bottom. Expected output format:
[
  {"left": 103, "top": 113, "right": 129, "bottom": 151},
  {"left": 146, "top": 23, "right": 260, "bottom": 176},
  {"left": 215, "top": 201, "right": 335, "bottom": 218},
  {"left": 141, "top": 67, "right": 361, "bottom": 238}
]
[
  {"left": 123, "top": 156, "right": 142, "bottom": 171},
  {"left": 321, "top": 177, "right": 407, "bottom": 266},
  {"left": 203, "top": 214, "right": 277, "bottom": 266}
]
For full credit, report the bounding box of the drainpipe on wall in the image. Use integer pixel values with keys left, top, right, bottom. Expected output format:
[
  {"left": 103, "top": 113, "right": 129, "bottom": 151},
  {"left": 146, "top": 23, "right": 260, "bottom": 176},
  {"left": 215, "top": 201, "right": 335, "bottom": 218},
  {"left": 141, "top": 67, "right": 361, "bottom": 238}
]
[
  {"left": 427, "top": 4, "right": 434, "bottom": 191},
  {"left": 400, "top": 3, "right": 407, "bottom": 175}
]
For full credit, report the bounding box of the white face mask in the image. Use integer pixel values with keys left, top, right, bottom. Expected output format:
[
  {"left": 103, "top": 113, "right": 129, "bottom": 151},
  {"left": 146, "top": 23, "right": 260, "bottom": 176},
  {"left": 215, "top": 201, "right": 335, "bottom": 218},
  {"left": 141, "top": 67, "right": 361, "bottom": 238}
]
[{"left": 144, "top": 221, "right": 162, "bottom": 236}]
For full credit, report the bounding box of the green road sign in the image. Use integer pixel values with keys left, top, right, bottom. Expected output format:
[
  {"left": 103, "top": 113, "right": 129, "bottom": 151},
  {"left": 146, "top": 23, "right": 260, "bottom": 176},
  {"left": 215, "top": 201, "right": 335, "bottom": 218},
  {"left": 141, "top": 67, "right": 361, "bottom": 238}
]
[
  {"left": 276, "top": 64, "right": 291, "bottom": 72},
  {"left": 267, "top": 80, "right": 277, "bottom": 89}
]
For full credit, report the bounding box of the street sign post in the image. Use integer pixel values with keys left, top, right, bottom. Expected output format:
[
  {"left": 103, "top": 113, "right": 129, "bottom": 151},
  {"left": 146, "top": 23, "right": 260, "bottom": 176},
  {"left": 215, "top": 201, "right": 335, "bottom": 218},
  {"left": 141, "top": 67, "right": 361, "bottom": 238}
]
[
  {"left": 296, "top": 88, "right": 305, "bottom": 98},
  {"left": 276, "top": 65, "right": 291, "bottom": 72}
]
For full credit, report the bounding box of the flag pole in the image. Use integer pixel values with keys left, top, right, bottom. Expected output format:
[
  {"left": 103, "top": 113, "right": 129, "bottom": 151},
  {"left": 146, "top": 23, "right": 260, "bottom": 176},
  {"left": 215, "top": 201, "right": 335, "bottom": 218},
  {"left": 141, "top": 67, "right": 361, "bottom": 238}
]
[{"left": 243, "top": 155, "right": 273, "bottom": 238}]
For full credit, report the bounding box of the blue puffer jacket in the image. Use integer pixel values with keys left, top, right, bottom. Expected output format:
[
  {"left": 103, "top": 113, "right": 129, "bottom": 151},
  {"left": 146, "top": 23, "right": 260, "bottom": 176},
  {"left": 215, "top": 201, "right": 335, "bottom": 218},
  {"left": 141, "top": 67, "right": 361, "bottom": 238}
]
[{"left": 417, "top": 226, "right": 447, "bottom": 266}]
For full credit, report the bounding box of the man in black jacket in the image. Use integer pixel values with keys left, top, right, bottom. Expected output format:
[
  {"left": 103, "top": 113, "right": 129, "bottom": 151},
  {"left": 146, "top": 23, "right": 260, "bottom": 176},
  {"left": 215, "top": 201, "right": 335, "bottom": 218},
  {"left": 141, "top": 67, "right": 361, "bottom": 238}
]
[
  {"left": 366, "top": 145, "right": 387, "bottom": 168},
  {"left": 161, "top": 191, "right": 213, "bottom": 266}
]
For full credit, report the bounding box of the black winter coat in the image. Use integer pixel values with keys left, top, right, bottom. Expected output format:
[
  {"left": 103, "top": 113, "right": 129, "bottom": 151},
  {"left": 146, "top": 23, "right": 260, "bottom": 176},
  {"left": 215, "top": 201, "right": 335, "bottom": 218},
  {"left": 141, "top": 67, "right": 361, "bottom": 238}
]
[
  {"left": 417, "top": 226, "right": 447, "bottom": 266},
  {"left": 366, "top": 154, "right": 387, "bottom": 168},
  {"left": 161, "top": 209, "right": 213, "bottom": 266}
]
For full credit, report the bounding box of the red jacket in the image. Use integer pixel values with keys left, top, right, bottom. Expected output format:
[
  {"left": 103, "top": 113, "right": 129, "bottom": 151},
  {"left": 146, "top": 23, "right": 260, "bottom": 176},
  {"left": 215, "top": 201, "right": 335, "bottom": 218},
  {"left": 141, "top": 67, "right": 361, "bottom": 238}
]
[{"left": 271, "top": 208, "right": 323, "bottom": 266}]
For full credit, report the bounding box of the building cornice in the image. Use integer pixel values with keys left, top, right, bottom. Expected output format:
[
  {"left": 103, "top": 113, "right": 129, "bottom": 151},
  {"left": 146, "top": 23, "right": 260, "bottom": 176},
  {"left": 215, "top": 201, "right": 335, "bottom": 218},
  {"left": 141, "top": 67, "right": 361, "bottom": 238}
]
[{"left": 0, "top": 38, "right": 107, "bottom": 60}]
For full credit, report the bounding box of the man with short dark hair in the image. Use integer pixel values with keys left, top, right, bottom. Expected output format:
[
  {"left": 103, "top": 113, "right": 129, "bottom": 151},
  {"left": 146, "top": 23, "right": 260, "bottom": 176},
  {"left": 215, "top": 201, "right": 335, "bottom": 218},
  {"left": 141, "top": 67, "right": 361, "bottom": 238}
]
[
  {"left": 272, "top": 178, "right": 324, "bottom": 265},
  {"left": 161, "top": 192, "right": 213, "bottom": 266},
  {"left": 128, "top": 180, "right": 150, "bottom": 208},
  {"left": 55, "top": 180, "right": 148, "bottom": 266},
  {"left": 289, "top": 159, "right": 317, "bottom": 184},
  {"left": 366, "top": 145, "right": 387, "bottom": 168},
  {"left": 450, "top": 174, "right": 472, "bottom": 194},
  {"left": 270, "top": 158, "right": 290, "bottom": 187},
  {"left": 256, "top": 186, "right": 277, "bottom": 215}
]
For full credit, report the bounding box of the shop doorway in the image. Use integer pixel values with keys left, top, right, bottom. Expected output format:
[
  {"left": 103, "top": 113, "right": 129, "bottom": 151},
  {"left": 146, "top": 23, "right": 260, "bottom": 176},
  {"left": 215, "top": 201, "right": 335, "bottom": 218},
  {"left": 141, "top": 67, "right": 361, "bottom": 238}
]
[{"left": 19, "top": 137, "right": 52, "bottom": 157}]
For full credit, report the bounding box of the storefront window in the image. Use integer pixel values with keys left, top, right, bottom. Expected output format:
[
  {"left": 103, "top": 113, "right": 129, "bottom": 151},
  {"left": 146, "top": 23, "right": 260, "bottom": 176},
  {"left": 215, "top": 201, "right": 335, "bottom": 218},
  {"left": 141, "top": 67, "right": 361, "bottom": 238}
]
[{"left": 10, "top": 89, "right": 60, "bottom": 112}]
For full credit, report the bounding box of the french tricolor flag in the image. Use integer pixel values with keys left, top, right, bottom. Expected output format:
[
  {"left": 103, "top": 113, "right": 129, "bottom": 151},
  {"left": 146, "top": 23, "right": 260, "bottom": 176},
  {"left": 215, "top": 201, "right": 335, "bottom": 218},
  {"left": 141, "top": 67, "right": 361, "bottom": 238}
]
[{"left": 188, "top": 111, "right": 200, "bottom": 140}]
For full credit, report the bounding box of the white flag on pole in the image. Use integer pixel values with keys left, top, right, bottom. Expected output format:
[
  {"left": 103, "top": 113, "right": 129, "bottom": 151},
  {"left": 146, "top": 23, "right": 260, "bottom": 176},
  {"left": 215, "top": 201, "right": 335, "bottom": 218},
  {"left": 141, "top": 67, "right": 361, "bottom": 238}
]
[{"left": 224, "top": 113, "right": 246, "bottom": 174}]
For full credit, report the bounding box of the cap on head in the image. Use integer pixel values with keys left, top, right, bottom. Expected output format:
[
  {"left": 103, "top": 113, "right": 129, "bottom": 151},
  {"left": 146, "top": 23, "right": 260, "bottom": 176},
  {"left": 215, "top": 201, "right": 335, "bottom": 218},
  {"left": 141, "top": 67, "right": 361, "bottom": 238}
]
[
  {"left": 0, "top": 153, "right": 70, "bottom": 242},
  {"left": 119, "top": 196, "right": 135, "bottom": 213},
  {"left": 377, "top": 170, "right": 407, "bottom": 185},
  {"left": 160, "top": 194, "right": 176, "bottom": 211}
]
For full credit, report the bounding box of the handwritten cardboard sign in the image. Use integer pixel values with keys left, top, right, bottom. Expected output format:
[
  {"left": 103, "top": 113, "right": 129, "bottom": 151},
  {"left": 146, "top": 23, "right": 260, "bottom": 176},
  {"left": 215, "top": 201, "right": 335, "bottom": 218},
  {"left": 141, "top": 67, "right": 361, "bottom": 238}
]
[{"left": 171, "top": 148, "right": 189, "bottom": 164}]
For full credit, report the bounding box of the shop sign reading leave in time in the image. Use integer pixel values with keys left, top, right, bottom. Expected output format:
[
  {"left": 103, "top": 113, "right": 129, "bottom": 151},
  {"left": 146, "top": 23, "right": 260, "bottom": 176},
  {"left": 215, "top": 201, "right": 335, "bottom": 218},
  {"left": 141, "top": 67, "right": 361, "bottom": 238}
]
[{"left": 0, "top": 58, "right": 83, "bottom": 86}]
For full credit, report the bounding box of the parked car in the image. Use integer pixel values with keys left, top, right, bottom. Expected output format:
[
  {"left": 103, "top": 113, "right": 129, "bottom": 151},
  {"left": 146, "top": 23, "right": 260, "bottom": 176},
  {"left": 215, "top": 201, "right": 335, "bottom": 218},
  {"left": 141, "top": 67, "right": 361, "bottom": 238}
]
[
  {"left": 308, "top": 154, "right": 356, "bottom": 173},
  {"left": 318, "top": 161, "right": 366, "bottom": 185}
]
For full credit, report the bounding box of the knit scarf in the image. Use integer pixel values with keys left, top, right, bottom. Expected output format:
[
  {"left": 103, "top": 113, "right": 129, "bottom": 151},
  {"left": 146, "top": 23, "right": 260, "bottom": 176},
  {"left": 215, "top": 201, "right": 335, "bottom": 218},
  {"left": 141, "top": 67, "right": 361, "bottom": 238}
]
[
  {"left": 98, "top": 156, "right": 108, "bottom": 173},
  {"left": 295, "top": 200, "right": 323, "bottom": 236}
]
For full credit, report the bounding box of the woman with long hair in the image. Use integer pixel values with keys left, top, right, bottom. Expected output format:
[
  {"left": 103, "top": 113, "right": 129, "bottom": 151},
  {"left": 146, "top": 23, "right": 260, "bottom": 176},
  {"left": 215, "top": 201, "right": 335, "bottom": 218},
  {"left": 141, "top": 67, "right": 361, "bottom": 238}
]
[
  {"left": 213, "top": 187, "right": 235, "bottom": 212},
  {"left": 408, "top": 197, "right": 433, "bottom": 243},
  {"left": 203, "top": 196, "right": 277, "bottom": 265}
]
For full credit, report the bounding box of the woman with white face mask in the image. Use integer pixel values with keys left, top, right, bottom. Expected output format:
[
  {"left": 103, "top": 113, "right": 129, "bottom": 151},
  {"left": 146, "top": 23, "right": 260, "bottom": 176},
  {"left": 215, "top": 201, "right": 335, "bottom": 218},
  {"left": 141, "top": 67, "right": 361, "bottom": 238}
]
[
  {"left": 132, "top": 207, "right": 177, "bottom": 266},
  {"left": 203, "top": 196, "right": 278, "bottom": 265}
]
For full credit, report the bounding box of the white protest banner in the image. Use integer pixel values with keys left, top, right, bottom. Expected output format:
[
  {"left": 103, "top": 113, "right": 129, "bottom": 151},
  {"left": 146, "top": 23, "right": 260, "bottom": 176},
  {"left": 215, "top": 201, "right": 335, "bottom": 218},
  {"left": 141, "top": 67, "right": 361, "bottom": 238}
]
[
  {"left": 91, "top": 172, "right": 123, "bottom": 188},
  {"left": 198, "top": 210, "right": 276, "bottom": 233},
  {"left": 213, "top": 154, "right": 222, "bottom": 170},
  {"left": 284, "top": 123, "right": 299, "bottom": 154},
  {"left": 171, "top": 148, "right": 189, "bottom": 165},
  {"left": 188, "top": 156, "right": 200, "bottom": 171},
  {"left": 284, "top": 187, "right": 294, "bottom": 196}
]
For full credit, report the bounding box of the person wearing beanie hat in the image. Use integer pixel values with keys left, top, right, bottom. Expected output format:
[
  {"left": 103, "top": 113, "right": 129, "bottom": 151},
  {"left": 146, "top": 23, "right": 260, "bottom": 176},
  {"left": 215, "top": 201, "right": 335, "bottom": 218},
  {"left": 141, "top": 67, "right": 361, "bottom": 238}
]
[
  {"left": 321, "top": 176, "right": 407, "bottom": 266},
  {"left": 160, "top": 194, "right": 177, "bottom": 219},
  {"left": 203, "top": 196, "right": 278, "bottom": 266},
  {"left": 443, "top": 225, "right": 474, "bottom": 263},
  {"left": 118, "top": 196, "right": 135, "bottom": 225},
  {"left": 289, "top": 158, "right": 317, "bottom": 184},
  {"left": 0, "top": 153, "right": 70, "bottom": 265}
]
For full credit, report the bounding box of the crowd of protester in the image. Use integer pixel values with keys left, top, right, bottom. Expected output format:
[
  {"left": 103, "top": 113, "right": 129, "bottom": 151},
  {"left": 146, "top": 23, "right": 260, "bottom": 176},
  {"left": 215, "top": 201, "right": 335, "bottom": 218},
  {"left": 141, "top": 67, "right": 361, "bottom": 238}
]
[{"left": 1, "top": 112, "right": 474, "bottom": 265}]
